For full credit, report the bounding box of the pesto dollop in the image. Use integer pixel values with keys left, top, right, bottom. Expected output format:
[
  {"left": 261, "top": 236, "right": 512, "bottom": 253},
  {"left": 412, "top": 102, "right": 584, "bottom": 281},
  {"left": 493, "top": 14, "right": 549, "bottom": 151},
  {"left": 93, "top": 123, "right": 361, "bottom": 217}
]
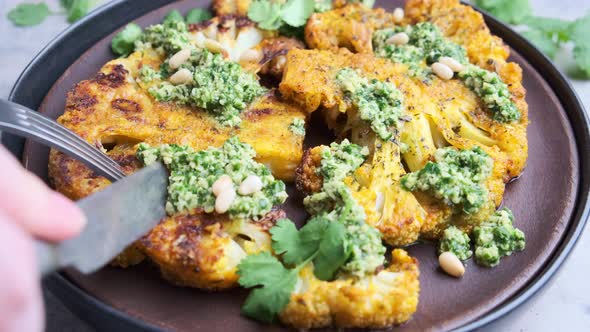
[
  {"left": 133, "top": 20, "right": 266, "bottom": 127},
  {"left": 304, "top": 140, "right": 386, "bottom": 277},
  {"left": 136, "top": 137, "right": 287, "bottom": 219},
  {"left": 458, "top": 65, "right": 521, "bottom": 123},
  {"left": 135, "top": 20, "right": 191, "bottom": 55},
  {"left": 401, "top": 146, "right": 493, "bottom": 214},
  {"left": 473, "top": 208, "right": 525, "bottom": 267},
  {"left": 373, "top": 23, "right": 468, "bottom": 79},
  {"left": 289, "top": 118, "right": 306, "bottom": 136},
  {"left": 439, "top": 226, "right": 472, "bottom": 261},
  {"left": 336, "top": 68, "right": 405, "bottom": 140},
  {"left": 145, "top": 49, "right": 266, "bottom": 127}
]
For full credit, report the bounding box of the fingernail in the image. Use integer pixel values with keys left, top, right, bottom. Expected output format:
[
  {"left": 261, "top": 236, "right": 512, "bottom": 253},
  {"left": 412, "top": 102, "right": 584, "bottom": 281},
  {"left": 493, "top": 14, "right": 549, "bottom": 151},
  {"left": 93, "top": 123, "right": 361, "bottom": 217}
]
[{"left": 51, "top": 192, "right": 87, "bottom": 233}]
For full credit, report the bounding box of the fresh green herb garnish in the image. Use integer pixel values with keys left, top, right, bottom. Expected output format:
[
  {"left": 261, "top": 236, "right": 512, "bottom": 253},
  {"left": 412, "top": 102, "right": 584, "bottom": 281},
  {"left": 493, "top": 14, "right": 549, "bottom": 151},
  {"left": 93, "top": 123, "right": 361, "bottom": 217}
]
[
  {"left": 111, "top": 23, "right": 143, "bottom": 57},
  {"left": 163, "top": 9, "right": 184, "bottom": 24},
  {"left": 238, "top": 217, "right": 348, "bottom": 322},
  {"left": 474, "top": 0, "right": 590, "bottom": 77},
  {"left": 401, "top": 147, "right": 493, "bottom": 214},
  {"left": 8, "top": 0, "right": 91, "bottom": 27},
  {"left": 185, "top": 8, "right": 212, "bottom": 24},
  {"left": 61, "top": 0, "right": 90, "bottom": 23},
  {"left": 7, "top": 3, "right": 51, "bottom": 26},
  {"left": 248, "top": 0, "right": 315, "bottom": 31},
  {"left": 474, "top": 0, "right": 532, "bottom": 24}
]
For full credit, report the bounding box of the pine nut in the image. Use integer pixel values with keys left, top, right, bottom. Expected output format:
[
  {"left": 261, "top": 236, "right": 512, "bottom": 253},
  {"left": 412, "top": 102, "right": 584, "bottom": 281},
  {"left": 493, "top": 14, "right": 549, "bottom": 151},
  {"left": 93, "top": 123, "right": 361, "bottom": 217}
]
[
  {"left": 431, "top": 62, "right": 454, "bottom": 80},
  {"left": 393, "top": 8, "right": 404, "bottom": 23},
  {"left": 215, "top": 188, "right": 236, "bottom": 214},
  {"left": 212, "top": 175, "right": 233, "bottom": 196},
  {"left": 375, "top": 191, "right": 385, "bottom": 213},
  {"left": 204, "top": 39, "right": 229, "bottom": 57},
  {"left": 439, "top": 56, "right": 465, "bottom": 72},
  {"left": 238, "top": 175, "right": 263, "bottom": 195},
  {"left": 439, "top": 252, "right": 465, "bottom": 277},
  {"left": 168, "top": 49, "right": 191, "bottom": 69},
  {"left": 239, "top": 49, "right": 263, "bottom": 63},
  {"left": 386, "top": 32, "right": 410, "bottom": 45},
  {"left": 169, "top": 68, "right": 193, "bottom": 85}
]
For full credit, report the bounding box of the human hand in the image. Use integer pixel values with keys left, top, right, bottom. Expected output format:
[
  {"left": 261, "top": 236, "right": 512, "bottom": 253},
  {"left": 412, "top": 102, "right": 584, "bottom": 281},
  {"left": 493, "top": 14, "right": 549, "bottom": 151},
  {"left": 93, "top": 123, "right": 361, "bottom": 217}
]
[{"left": 0, "top": 145, "right": 86, "bottom": 332}]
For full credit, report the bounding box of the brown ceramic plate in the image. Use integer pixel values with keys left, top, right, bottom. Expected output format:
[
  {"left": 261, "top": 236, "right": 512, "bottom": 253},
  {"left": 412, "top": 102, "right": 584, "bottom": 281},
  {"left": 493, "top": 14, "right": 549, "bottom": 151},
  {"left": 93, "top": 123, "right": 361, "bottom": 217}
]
[{"left": 6, "top": 0, "right": 590, "bottom": 331}]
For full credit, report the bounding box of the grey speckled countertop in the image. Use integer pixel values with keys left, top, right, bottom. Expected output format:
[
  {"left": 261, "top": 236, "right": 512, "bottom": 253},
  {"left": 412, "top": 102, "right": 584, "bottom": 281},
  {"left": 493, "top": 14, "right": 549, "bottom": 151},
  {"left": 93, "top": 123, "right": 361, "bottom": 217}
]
[{"left": 1, "top": 0, "right": 589, "bottom": 331}]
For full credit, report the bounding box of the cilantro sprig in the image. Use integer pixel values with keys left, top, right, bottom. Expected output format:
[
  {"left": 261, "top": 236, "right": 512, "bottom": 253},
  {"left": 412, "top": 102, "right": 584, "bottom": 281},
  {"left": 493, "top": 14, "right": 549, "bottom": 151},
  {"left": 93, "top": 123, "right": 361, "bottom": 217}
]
[
  {"left": 7, "top": 0, "right": 91, "bottom": 27},
  {"left": 248, "top": 0, "right": 315, "bottom": 32},
  {"left": 237, "top": 217, "right": 349, "bottom": 322},
  {"left": 473, "top": 0, "right": 590, "bottom": 78}
]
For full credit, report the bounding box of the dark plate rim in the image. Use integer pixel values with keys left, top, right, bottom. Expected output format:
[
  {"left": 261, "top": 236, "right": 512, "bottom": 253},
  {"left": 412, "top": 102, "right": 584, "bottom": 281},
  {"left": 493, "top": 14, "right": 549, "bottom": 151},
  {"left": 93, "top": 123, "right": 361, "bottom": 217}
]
[{"left": 6, "top": 1, "right": 590, "bottom": 331}]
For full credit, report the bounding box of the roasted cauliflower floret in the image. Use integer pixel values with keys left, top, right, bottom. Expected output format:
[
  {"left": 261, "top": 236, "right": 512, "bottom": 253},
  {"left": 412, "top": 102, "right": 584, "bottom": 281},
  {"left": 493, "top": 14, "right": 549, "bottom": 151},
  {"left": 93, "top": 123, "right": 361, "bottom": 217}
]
[
  {"left": 188, "top": 16, "right": 303, "bottom": 76},
  {"left": 139, "top": 209, "right": 283, "bottom": 290},
  {"left": 279, "top": 249, "right": 419, "bottom": 328},
  {"left": 305, "top": 3, "right": 398, "bottom": 53},
  {"left": 213, "top": 0, "right": 252, "bottom": 16},
  {"left": 51, "top": 49, "right": 304, "bottom": 181}
]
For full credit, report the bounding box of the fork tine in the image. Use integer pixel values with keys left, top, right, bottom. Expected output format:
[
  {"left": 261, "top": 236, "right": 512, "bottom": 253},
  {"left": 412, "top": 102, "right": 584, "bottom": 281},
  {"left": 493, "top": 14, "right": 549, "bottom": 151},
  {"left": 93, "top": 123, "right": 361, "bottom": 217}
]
[
  {"left": 23, "top": 117, "right": 126, "bottom": 180},
  {"left": 21, "top": 112, "right": 125, "bottom": 177},
  {"left": 16, "top": 108, "right": 125, "bottom": 172}
]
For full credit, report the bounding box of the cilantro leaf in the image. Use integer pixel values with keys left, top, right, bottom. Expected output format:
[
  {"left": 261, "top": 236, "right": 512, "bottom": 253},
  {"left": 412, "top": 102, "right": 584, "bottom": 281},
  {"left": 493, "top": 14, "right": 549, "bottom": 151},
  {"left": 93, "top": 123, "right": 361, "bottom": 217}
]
[
  {"left": 248, "top": 1, "right": 283, "bottom": 30},
  {"left": 313, "top": 220, "right": 350, "bottom": 280},
  {"left": 521, "top": 30, "right": 560, "bottom": 59},
  {"left": 164, "top": 9, "right": 184, "bottom": 24},
  {"left": 237, "top": 252, "right": 298, "bottom": 322},
  {"left": 7, "top": 3, "right": 51, "bottom": 27},
  {"left": 61, "top": 0, "right": 90, "bottom": 23},
  {"left": 241, "top": 273, "right": 297, "bottom": 322},
  {"left": 280, "top": 0, "right": 315, "bottom": 27},
  {"left": 523, "top": 16, "right": 572, "bottom": 42},
  {"left": 474, "top": 0, "right": 532, "bottom": 24},
  {"left": 111, "top": 23, "right": 142, "bottom": 57},
  {"left": 237, "top": 252, "right": 290, "bottom": 288},
  {"left": 185, "top": 8, "right": 212, "bottom": 24},
  {"left": 570, "top": 13, "right": 590, "bottom": 76},
  {"left": 270, "top": 218, "right": 327, "bottom": 265}
]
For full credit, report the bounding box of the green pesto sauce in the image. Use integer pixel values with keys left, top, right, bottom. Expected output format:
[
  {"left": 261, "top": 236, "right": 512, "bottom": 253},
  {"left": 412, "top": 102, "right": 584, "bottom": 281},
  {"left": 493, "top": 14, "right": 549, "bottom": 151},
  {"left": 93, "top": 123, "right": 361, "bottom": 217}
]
[
  {"left": 135, "top": 20, "right": 191, "bottom": 55},
  {"left": 136, "top": 137, "right": 287, "bottom": 220},
  {"left": 144, "top": 49, "right": 266, "bottom": 127},
  {"left": 458, "top": 65, "right": 521, "bottom": 123},
  {"left": 373, "top": 22, "right": 468, "bottom": 80},
  {"left": 401, "top": 146, "right": 493, "bottom": 214},
  {"left": 135, "top": 20, "right": 265, "bottom": 127},
  {"left": 289, "top": 118, "right": 306, "bottom": 136},
  {"left": 473, "top": 208, "right": 525, "bottom": 267},
  {"left": 303, "top": 140, "right": 386, "bottom": 277},
  {"left": 336, "top": 68, "right": 405, "bottom": 140},
  {"left": 439, "top": 226, "right": 472, "bottom": 261}
]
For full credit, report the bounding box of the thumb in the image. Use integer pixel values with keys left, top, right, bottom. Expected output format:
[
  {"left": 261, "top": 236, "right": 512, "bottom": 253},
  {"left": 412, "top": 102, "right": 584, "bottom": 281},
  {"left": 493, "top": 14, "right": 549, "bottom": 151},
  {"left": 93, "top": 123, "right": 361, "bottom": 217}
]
[{"left": 0, "top": 145, "right": 86, "bottom": 241}]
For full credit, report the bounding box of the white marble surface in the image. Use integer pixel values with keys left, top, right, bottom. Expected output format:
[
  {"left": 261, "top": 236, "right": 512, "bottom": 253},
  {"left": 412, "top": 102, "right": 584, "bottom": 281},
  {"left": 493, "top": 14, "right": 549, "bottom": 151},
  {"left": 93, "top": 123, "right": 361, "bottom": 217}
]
[{"left": 1, "top": 0, "right": 589, "bottom": 330}]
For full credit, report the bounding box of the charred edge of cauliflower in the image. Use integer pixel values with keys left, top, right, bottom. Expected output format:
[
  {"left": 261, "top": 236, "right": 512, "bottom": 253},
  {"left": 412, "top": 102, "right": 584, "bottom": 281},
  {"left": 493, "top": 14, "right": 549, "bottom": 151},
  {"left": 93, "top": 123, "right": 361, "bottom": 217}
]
[{"left": 279, "top": 249, "right": 420, "bottom": 329}]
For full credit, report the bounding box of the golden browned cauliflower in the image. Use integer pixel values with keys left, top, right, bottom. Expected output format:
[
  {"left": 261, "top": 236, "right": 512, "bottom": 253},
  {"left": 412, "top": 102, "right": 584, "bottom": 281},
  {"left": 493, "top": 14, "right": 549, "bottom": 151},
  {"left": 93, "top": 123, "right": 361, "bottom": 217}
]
[
  {"left": 279, "top": 249, "right": 419, "bottom": 328},
  {"left": 305, "top": 3, "right": 399, "bottom": 53},
  {"left": 188, "top": 15, "right": 303, "bottom": 77},
  {"left": 139, "top": 209, "right": 283, "bottom": 290},
  {"left": 285, "top": 46, "right": 524, "bottom": 243},
  {"left": 212, "top": 0, "right": 252, "bottom": 16}
]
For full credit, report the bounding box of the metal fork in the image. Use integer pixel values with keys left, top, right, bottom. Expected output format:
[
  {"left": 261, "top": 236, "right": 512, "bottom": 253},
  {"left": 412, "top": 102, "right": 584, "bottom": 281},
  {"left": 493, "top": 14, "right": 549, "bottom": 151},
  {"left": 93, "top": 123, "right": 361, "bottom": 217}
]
[{"left": 0, "top": 99, "right": 126, "bottom": 182}]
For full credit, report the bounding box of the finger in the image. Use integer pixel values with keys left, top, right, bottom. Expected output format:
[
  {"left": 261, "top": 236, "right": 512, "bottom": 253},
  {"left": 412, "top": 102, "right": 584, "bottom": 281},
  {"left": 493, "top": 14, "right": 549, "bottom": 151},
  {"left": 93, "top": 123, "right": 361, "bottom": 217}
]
[
  {"left": 0, "top": 212, "right": 43, "bottom": 332},
  {"left": 0, "top": 145, "right": 86, "bottom": 241}
]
